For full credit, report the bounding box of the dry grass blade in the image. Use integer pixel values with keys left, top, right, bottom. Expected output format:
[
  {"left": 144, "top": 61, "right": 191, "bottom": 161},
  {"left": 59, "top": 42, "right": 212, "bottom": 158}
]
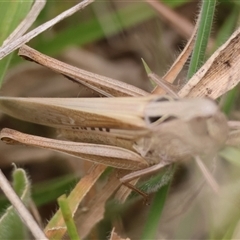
[
  {"left": 75, "top": 169, "right": 128, "bottom": 239},
  {"left": 44, "top": 164, "right": 106, "bottom": 239},
  {"left": 152, "top": 20, "right": 198, "bottom": 95},
  {"left": 179, "top": 26, "right": 240, "bottom": 99},
  {"left": 151, "top": 2, "right": 204, "bottom": 95},
  {"left": 18, "top": 45, "right": 148, "bottom": 97},
  {"left": 0, "top": 0, "right": 94, "bottom": 60}
]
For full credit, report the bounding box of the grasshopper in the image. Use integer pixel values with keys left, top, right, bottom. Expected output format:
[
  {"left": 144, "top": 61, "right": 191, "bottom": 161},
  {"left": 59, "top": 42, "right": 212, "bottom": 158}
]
[{"left": 0, "top": 45, "right": 230, "bottom": 195}]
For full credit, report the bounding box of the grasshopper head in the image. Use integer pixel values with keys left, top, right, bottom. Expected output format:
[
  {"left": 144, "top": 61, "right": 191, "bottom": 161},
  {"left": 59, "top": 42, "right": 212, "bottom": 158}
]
[{"left": 136, "top": 97, "right": 229, "bottom": 164}]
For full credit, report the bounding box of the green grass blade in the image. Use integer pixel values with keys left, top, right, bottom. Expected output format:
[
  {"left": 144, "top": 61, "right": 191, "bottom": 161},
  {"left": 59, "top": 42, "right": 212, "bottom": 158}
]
[
  {"left": 140, "top": 181, "right": 171, "bottom": 240},
  {"left": 58, "top": 195, "right": 80, "bottom": 240},
  {"left": 187, "top": 0, "right": 217, "bottom": 79},
  {"left": 0, "top": 1, "right": 33, "bottom": 85},
  {"left": 140, "top": 167, "right": 175, "bottom": 240}
]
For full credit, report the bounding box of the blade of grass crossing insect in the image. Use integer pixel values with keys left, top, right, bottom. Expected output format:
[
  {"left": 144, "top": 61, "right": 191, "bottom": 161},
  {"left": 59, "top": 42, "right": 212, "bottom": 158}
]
[
  {"left": 140, "top": 167, "right": 175, "bottom": 240},
  {"left": 187, "top": 0, "right": 217, "bottom": 79},
  {"left": 140, "top": 183, "right": 170, "bottom": 239}
]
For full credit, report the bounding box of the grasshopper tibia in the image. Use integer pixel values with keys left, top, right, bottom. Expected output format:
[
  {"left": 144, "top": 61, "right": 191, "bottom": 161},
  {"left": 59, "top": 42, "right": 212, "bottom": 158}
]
[
  {"left": 120, "top": 161, "right": 172, "bottom": 203},
  {"left": 122, "top": 182, "right": 150, "bottom": 205}
]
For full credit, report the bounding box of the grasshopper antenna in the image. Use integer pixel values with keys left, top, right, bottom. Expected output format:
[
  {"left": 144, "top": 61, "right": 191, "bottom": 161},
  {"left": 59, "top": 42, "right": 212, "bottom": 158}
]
[
  {"left": 195, "top": 155, "right": 219, "bottom": 193},
  {"left": 141, "top": 59, "right": 179, "bottom": 98},
  {"left": 148, "top": 72, "right": 179, "bottom": 98}
]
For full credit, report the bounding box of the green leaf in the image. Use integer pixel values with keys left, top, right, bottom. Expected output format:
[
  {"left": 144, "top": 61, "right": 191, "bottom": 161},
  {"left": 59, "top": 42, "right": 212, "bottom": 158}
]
[{"left": 0, "top": 166, "right": 31, "bottom": 240}]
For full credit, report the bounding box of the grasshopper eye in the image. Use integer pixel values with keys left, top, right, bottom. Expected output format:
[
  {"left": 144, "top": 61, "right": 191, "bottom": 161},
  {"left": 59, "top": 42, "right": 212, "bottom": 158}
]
[
  {"left": 147, "top": 116, "right": 177, "bottom": 124},
  {"left": 154, "top": 96, "right": 177, "bottom": 102},
  {"left": 145, "top": 96, "right": 178, "bottom": 125}
]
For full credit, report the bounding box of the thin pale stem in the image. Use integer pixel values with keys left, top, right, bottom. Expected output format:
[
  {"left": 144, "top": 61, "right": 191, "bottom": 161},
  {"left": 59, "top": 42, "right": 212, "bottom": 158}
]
[
  {"left": 0, "top": 170, "right": 48, "bottom": 240},
  {"left": 195, "top": 156, "right": 219, "bottom": 193}
]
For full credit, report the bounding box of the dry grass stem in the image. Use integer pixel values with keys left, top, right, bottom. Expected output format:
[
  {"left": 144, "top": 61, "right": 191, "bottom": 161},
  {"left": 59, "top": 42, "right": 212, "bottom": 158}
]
[
  {"left": 2, "top": 0, "right": 46, "bottom": 47},
  {"left": 0, "top": 0, "right": 94, "bottom": 60}
]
